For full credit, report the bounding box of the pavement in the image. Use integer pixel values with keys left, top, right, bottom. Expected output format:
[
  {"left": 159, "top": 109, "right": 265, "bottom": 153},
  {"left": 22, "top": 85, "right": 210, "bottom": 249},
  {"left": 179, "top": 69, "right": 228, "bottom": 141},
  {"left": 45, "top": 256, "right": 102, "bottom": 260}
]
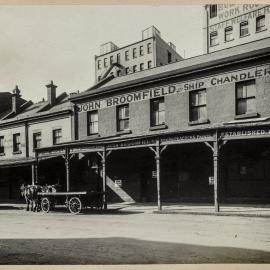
[
  {"left": 0, "top": 202, "right": 270, "bottom": 264},
  {"left": 111, "top": 202, "right": 270, "bottom": 218},
  {"left": 1, "top": 201, "right": 270, "bottom": 218}
]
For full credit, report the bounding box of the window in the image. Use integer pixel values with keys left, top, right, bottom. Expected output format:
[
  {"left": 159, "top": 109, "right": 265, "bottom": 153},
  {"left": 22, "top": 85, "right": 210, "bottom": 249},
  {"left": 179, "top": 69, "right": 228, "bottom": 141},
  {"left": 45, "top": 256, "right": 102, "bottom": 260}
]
[
  {"left": 117, "top": 70, "right": 121, "bottom": 77},
  {"left": 125, "top": 50, "right": 129, "bottom": 61},
  {"left": 147, "top": 43, "right": 152, "bottom": 53},
  {"left": 236, "top": 80, "right": 256, "bottom": 115},
  {"left": 210, "top": 31, "right": 218, "bottom": 46},
  {"left": 139, "top": 45, "right": 144, "bottom": 56},
  {"left": 117, "top": 105, "right": 129, "bottom": 131},
  {"left": 168, "top": 51, "right": 172, "bottom": 63},
  {"left": 210, "top": 5, "right": 217, "bottom": 18},
  {"left": 147, "top": 61, "right": 152, "bottom": 69},
  {"left": 13, "top": 133, "right": 21, "bottom": 153},
  {"left": 33, "top": 132, "right": 41, "bottom": 149},
  {"left": 0, "top": 136, "right": 4, "bottom": 154},
  {"left": 256, "top": 15, "right": 266, "bottom": 32},
  {"left": 133, "top": 65, "right": 137, "bottom": 73},
  {"left": 225, "top": 26, "right": 233, "bottom": 42},
  {"left": 104, "top": 58, "right": 108, "bottom": 68},
  {"left": 87, "top": 111, "right": 98, "bottom": 135},
  {"left": 97, "top": 60, "right": 101, "bottom": 70},
  {"left": 110, "top": 55, "right": 114, "bottom": 65},
  {"left": 190, "top": 90, "right": 207, "bottom": 122},
  {"left": 133, "top": 48, "right": 137, "bottom": 58},
  {"left": 98, "top": 76, "right": 101, "bottom": 82},
  {"left": 140, "top": 63, "right": 144, "bottom": 71},
  {"left": 125, "top": 67, "right": 129, "bottom": 74},
  {"left": 116, "top": 53, "right": 120, "bottom": 63},
  {"left": 53, "top": 129, "right": 62, "bottom": 145},
  {"left": 240, "top": 21, "right": 249, "bottom": 37},
  {"left": 151, "top": 98, "right": 165, "bottom": 126}
]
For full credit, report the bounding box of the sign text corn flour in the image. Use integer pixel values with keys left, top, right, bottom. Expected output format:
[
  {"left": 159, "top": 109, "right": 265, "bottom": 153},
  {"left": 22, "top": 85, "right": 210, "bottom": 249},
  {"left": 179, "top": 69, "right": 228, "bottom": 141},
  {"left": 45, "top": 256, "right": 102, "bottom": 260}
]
[{"left": 77, "top": 64, "right": 270, "bottom": 112}]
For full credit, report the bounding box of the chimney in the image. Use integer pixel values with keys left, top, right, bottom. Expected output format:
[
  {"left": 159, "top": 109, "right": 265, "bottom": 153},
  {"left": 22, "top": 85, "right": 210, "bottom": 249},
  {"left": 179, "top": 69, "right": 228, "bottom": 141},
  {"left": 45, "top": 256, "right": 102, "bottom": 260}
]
[
  {"left": 11, "top": 85, "right": 21, "bottom": 114},
  {"left": 46, "top": 80, "right": 57, "bottom": 106}
]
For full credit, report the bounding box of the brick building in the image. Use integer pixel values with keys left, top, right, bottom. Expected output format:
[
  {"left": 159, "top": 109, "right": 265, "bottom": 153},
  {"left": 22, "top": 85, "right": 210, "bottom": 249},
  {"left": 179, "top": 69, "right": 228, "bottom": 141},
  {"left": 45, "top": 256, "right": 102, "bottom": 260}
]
[
  {"left": 94, "top": 26, "right": 183, "bottom": 83},
  {"left": 204, "top": 4, "right": 270, "bottom": 53},
  {"left": 36, "top": 37, "right": 270, "bottom": 211},
  {"left": 0, "top": 82, "right": 73, "bottom": 201},
  {"left": 1, "top": 8, "right": 270, "bottom": 211}
]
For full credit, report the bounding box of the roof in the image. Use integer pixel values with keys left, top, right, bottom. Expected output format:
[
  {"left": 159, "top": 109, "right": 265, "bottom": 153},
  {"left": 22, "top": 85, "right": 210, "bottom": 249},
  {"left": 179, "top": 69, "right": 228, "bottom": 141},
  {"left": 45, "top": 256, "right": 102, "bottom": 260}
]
[
  {"left": 71, "top": 37, "right": 270, "bottom": 101},
  {"left": 0, "top": 93, "right": 72, "bottom": 126}
]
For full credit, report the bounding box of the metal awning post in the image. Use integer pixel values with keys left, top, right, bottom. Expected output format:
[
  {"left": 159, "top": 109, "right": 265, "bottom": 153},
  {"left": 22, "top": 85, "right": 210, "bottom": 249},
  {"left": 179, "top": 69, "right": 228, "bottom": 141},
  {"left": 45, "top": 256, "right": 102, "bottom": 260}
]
[
  {"left": 34, "top": 151, "right": 39, "bottom": 185},
  {"left": 97, "top": 147, "right": 112, "bottom": 210},
  {"left": 204, "top": 130, "right": 227, "bottom": 213},
  {"left": 149, "top": 140, "right": 167, "bottom": 211},
  {"left": 64, "top": 147, "right": 70, "bottom": 192}
]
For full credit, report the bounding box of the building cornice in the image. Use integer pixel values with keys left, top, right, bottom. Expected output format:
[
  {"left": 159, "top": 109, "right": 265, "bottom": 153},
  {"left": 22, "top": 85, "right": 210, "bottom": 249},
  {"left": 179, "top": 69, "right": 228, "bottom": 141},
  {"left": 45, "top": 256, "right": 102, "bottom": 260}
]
[{"left": 70, "top": 46, "right": 270, "bottom": 102}]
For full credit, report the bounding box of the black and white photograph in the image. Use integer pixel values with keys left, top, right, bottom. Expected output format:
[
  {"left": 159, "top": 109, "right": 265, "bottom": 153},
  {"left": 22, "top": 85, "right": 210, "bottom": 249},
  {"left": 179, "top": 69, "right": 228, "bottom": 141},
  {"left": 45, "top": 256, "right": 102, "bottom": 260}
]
[{"left": 0, "top": 1, "right": 270, "bottom": 267}]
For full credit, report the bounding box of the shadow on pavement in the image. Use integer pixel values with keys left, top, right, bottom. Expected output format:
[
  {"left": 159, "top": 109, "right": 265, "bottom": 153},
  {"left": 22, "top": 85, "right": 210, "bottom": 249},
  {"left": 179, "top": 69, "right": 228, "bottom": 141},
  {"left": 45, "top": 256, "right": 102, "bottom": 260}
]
[
  {"left": 0, "top": 205, "right": 24, "bottom": 210},
  {"left": 35, "top": 206, "right": 144, "bottom": 215},
  {"left": 0, "top": 237, "right": 269, "bottom": 264}
]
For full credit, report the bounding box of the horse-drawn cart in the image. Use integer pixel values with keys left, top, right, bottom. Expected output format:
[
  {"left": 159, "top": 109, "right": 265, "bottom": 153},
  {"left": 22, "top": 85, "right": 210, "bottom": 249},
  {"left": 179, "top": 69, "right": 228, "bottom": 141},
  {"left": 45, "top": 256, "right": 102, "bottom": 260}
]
[{"left": 37, "top": 191, "right": 104, "bottom": 214}]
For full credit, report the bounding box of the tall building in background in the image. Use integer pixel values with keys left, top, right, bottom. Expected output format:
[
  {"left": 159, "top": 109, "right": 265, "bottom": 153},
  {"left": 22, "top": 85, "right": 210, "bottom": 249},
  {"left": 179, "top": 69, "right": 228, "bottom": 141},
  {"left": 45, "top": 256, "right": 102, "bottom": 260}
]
[
  {"left": 94, "top": 26, "right": 183, "bottom": 83},
  {"left": 203, "top": 4, "right": 270, "bottom": 53}
]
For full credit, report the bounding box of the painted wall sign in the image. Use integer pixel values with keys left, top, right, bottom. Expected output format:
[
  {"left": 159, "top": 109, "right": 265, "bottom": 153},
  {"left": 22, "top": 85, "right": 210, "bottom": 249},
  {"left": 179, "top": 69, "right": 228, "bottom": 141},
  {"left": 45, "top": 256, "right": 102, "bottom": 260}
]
[
  {"left": 222, "top": 129, "right": 270, "bottom": 139},
  {"left": 161, "top": 133, "right": 213, "bottom": 144},
  {"left": 209, "top": 5, "right": 269, "bottom": 31},
  {"left": 106, "top": 138, "right": 156, "bottom": 149},
  {"left": 77, "top": 64, "right": 270, "bottom": 113}
]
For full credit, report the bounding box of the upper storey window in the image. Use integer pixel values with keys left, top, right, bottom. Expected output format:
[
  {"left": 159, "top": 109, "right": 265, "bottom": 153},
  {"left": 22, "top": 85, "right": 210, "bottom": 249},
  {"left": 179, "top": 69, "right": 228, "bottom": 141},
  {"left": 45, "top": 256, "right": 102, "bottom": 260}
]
[
  {"left": 256, "top": 15, "right": 266, "bottom": 32},
  {"left": 209, "top": 5, "right": 217, "bottom": 18},
  {"left": 240, "top": 21, "right": 249, "bottom": 37},
  {"left": 236, "top": 80, "right": 256, "bottom": 116},
  {"left": 210, "top": 31, "right": 218, "bottom": 46},
  {"left": 225, "top": 26, "right": 233, "bottom": 42},
  {"left": 190, "top": 90, "right": 207, "bottom": 122}
]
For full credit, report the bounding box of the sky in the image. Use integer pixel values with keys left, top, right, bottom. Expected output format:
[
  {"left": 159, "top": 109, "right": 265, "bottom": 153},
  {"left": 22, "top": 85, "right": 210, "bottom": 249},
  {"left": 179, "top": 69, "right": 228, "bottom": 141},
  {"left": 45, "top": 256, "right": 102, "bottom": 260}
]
[{"left": 0, "top": 5, "right": 204, "bottom": 102}]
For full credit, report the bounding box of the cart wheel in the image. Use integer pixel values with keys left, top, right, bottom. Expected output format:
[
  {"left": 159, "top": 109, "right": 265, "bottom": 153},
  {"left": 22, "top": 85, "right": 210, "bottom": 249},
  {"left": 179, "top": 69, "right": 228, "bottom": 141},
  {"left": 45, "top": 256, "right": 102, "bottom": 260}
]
[
  {"left": 68, "top": 197, "right": 82, "bottom": 214},
  {"left": 41, "top": 197, "right": 50, "bottom": 213}
]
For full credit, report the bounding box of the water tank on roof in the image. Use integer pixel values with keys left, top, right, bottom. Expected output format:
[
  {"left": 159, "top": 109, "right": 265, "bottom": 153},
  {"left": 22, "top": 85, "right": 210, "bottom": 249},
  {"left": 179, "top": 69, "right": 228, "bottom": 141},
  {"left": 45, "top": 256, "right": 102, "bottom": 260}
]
[
  {"left": 142, "top": 26, "right": 161, "bottom": 40},
  {"left": 100, "top": 42, "right": 119, "bottom": 55}
]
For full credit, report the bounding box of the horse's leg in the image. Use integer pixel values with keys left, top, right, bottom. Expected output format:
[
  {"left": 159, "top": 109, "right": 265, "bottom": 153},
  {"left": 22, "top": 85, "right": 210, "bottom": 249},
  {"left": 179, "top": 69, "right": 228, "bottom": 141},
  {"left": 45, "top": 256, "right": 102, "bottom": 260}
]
[{"left": 26, "top": 199, "right": 29, "bottom": 211}]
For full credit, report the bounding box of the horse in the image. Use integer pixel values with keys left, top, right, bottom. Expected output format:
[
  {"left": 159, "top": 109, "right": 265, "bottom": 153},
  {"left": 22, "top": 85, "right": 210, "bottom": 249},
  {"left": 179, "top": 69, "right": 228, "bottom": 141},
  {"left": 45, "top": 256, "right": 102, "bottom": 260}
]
[{"left": 20, "top": 184, "right": 43, "bottom": 212}]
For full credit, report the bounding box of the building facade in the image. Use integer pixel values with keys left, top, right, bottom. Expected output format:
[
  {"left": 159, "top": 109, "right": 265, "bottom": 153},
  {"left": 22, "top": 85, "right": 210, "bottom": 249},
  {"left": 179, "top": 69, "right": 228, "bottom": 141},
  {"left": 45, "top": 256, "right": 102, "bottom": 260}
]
[
  {"left": 204, "top": 4, "right": 270, "bottom": 53},
  {"left": 1, "top": 7, "right": 270, "bottom": 211},
  {"left": 0, "top": 82, "right": 74, "bottom": 201},
  {"left": 35, "top": 37, "right": 270, "bottom": 211},
  {"left": 94, "top": 26, "right": 183, "bottom": 83}
]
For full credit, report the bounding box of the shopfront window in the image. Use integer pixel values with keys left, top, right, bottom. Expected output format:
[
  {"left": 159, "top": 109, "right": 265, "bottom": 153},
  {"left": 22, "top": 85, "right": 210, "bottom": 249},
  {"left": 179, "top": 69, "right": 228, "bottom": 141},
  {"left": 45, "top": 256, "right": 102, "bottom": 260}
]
[{"left": 236, "top": 80, "right": 256, "bottom": 115}]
